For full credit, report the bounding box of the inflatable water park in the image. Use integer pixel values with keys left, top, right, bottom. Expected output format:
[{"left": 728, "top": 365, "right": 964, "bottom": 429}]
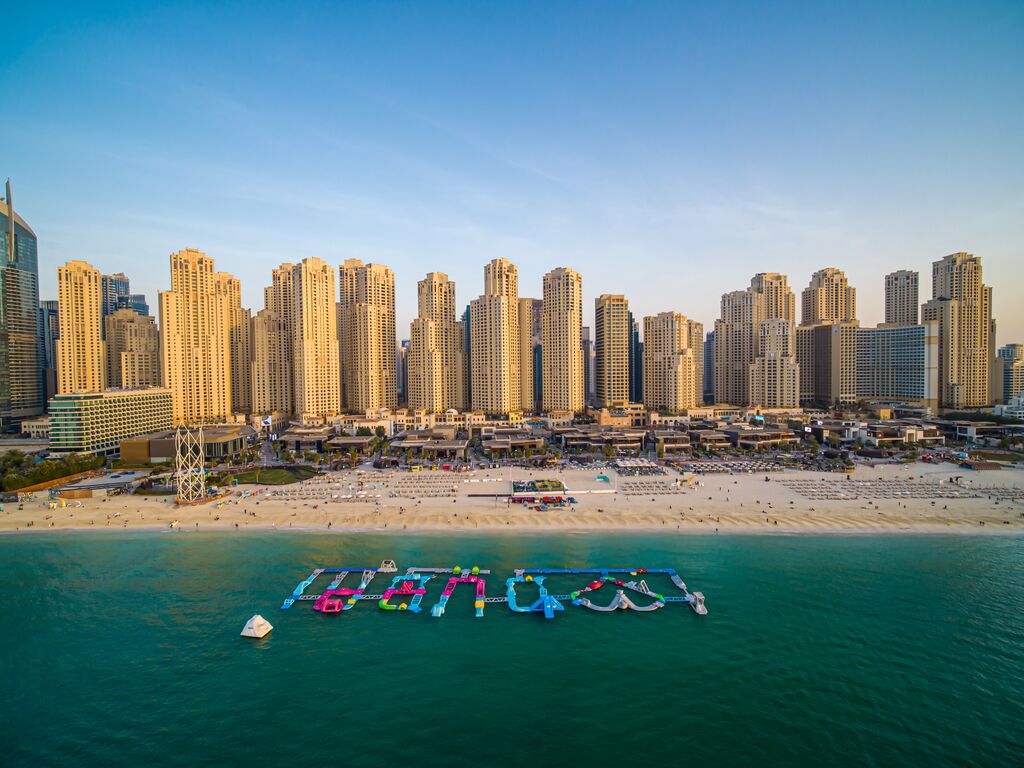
[{"left": 280, "top": 560, "right": 708, "bottom": 619}]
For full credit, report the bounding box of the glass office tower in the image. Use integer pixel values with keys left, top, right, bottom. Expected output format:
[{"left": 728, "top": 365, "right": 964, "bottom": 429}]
[{"left": 0, "top": 180, "right": 44, "bottom": 429}]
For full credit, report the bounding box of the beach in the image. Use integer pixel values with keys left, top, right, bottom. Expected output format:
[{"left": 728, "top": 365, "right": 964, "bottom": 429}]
[{"left": 5, "top": 461, "right": 1023, "bottom": 535}]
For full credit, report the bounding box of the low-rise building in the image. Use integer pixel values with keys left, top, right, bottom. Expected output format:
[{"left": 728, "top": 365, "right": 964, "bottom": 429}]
[
  {"left": 120, "top": 423, "right": 255, "bottom": 464},
  {"left": 721, "top": 424, "right": 799, "bottom": 451}
]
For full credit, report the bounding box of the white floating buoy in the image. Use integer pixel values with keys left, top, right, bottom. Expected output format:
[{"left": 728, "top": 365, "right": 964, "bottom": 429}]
[{"left": 241, "top": 614, "right": 273, "bottom": 638}]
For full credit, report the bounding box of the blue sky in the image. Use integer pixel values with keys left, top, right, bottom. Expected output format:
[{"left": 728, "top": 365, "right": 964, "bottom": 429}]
[{"left": 4, "top": 1, "right": 1022, "bottom": 338}]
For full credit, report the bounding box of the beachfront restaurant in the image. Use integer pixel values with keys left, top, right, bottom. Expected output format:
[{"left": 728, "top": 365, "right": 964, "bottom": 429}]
[
  {"left": 553, "top": 426, "right": 647, "bottom": 454},
  {"left": 326, "top": 435, "right": 377, "bottom": 456},
  {"left": 480, "top": 434, "right": 546, "bottom": 458},
  {"left": 721, "top": 425, "right": 800, "bottom": 451},
  {"left": 279, "top": 425, "right": 336, "bottom": 453},
  {"left": 688, "top": 428, "right": 731, "bottom": 451},
  {"left": 651, "top": 429, "right": 692, "bottom": 454},
  {"left": 389, "top": 429, "right": 469, "bottom": 460}
]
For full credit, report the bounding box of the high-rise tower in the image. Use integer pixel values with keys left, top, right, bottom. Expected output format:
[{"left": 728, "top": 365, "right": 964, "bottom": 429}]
[
  {"left": 57, "top": 260, "right": 106, "bottom": 394},
  {"left": 338, "top": 259, "right": 397, "bottom": 413},
  {"left": 159, "top": 249, "right": 233, "bottom": 424},
  {"left": 541, "top": 267, "right": 584, "bottom": 413},
  {"left": 408, "top": 272, "right": 465, "bottom": 412},
  {"left": 922, "top": 252, "right": 994, "bottom": 409},
  {"left": 595, "top": 294, "right": 630, "bottom": 409},
  {"left": 469, "top": 258, "right": 521, "bottom": 415}
]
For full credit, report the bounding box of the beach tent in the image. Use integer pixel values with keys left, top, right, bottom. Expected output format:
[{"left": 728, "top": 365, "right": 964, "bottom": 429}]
[
  {"left": 596, "top": 475, "right": 610, "bottom": 482},
  {"left": 240, "top": 614, "right": 273, "bottom": 638}
]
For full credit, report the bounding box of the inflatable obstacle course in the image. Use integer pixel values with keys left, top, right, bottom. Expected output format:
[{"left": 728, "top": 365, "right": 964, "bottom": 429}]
[{"left": 282, "top": 561, "right": 707, "bottom": 618}]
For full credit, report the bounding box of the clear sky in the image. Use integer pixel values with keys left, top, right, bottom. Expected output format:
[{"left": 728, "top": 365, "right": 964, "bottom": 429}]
[{"left": 4, "top": 1, "right": 1022, "bottom": 339}]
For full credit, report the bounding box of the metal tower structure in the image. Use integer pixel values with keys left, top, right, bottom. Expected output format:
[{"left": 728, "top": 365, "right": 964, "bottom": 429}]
[{"left": 175, "top": 425, "right": 206, "bottom": 504}]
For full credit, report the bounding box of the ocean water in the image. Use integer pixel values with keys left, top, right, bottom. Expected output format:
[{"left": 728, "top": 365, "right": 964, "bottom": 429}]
[{"left": 1, "top": 532, "right": 1022, "bottom": 767}]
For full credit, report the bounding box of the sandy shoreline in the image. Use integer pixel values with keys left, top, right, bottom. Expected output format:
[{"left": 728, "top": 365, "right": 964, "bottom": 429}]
[{"left": 4, "top": 462, "right": 1023, "bottom": 537}]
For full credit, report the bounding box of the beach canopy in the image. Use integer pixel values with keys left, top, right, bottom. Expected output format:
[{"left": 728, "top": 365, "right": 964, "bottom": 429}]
[
  {"left": 596, "top": 475, "right": 610, "bottom": 482},
  {"left": 241, "top": 614, "right": 273, "bottom": 638}
]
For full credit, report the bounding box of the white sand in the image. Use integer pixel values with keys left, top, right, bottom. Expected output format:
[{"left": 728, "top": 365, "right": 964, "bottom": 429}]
[{"left": 4, "top": 462, "right": 1023, "bottom": 536}]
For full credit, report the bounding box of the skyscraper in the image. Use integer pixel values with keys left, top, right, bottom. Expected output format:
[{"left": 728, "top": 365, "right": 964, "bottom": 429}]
[
  {"left": 39, "top": 299, "right": 59, "bottom": 404},
  {"left": 703, "top": 330, "right": 715, "bottom": 404},
  {"left": 408, "top": 272, "right": 465, "bottom": 412},
  {"left": 885, "top": 270, "right": 919, "bottom": 327},
  {"left": 643, "top": 312, "right": 698, "bottom": 414},
  {"left": 293, "top": 257, "right": 340, "bottom": 419},
  {"left": 396, "top": 339, "right": 409, "bottom": 406},
  {"left": 105, "top": 309, "right": 160, "bottom": 388},
  {"left": 687, "top": 318, "right": 705, "bottom": 407},
  {"left": 338, "top": 259, "right": 397, "bottom": 413},
  {"left": 796, "top": 268, "right": 859, "bottom": 405},
  {"left": 215, "top": 272, "right": 252, "bottom": 413},
  {"left": 594, "top": 294, "right": 630, "bottom": 408},
  {"left": 57, "top": 260, "right": 106, "bottom": 394},
  {"left": 518, "top": 297, "right": 541, "bottom": 414},
  {"left": 922, "top": 252, "right": 994, "bottom": 409},
  {"left": 159, "top": 249, "right": 233, "bottom": 424},
  {"left": 628, "top": 312, "right": 643, "bottom": 404},
  {"left": 258, "top": 263, "right": 296, "bottom": 415},
  {"left": 715, "top": 273, "right": 799, "bottom": 408},
  {"left": 541, "top": 267, "right": 584, "bottom": 413},
  {"left": 582, "top": 326, "right": 595, "bottom": 407},
  {"left": 0, "top": 180, "right": 44, "bottom": 428},
  {"left": 250, "top": 308, "right": 291, "bottom": 416},
  {"left": 470, "top": 258, "right": 521, "bottom": 415}
]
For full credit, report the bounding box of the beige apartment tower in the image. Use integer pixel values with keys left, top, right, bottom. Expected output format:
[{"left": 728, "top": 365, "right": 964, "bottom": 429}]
[
  {"left": 715, "top": 272, "right": 799, "bottom": 408},
  {"left": 408, "top": 272, "right": 465, "bottom": 412},
  {"left": 541, "top": 267, "right": 584, "bottom": 413},
  {"left": 518, "top": 298, "right": 541, "bottom": 413},
  {"left": 801, "top": 267, "right": 856, "bottom": 326},
  {"left": 291, "top": 258, "right": 340, "bottom": 419},
  {"left": 687, "top": 318, "right": 705, "bottom": 407},
  {"left": 57, "top": 260, "right": 106, "bottom": 394},
  {"left": 258, "top": 263, "right": 296, "bottom": 415},
  {"left": 922, "top": 252, "right": 994, "bottom": 409},
  {"left": 214, "top": 272, "right": 252, "bottom": 413},
  {"left": 105, "top": 309, "right": 160, "bottom": 388},
  {"left": 796, "top": 268, "right": 859, "bottom": 405},
  {"left": 250, "top": 308, "right": 291, "bottom": 417},
  {"left": 470, "top": 258, "right": 521, "bottom": 415},
  {"left": 885, "top": 270, "right": 919, "bottom": 327},
  {"left": 594, "top": 294, "right": 630, "bottom": 408},
  {"left": 159, "top": 249, "right": 232, "bottom": 424},
  {"left": 338, "top": 259, "right": 397, "bottom": 413},
  {"left": 643, "top": 312, "right": 698, "bottom": 413}
]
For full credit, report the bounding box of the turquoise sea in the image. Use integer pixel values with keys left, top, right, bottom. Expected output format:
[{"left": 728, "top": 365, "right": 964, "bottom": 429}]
[{"left": 1, "top": 532, "right": 1022, "bottom": 767}]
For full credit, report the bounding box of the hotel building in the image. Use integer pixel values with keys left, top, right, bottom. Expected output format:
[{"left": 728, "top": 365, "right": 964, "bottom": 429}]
[{"left": 48, "top": 387, "right": 173, "bottom": 455}]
